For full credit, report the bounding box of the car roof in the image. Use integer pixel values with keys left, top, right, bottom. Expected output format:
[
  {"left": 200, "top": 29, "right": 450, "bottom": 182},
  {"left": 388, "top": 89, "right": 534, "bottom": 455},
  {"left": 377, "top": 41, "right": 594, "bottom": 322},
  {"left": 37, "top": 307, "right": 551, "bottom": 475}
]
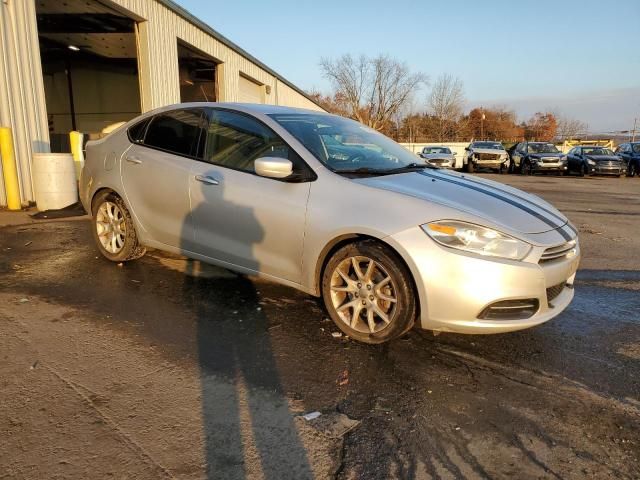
[{"left": 155, "top": 102, "right": 330, "bottom": 117}]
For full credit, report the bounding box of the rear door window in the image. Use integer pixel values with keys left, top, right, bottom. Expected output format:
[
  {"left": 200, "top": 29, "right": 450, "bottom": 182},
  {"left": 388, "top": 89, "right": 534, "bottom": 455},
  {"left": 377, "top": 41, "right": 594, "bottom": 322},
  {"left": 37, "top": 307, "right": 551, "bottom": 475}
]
[{"left": 144, "top": 109, "right": 205, "bottom": 157}]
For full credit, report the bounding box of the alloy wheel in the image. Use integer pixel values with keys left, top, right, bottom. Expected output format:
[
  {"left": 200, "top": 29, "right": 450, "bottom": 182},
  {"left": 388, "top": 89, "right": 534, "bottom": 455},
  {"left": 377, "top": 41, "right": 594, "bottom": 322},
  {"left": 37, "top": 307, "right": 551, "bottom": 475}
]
[
  {"left": 329, "top": 256, "right": 398, "bottom": 334},
  {"left": 95, "top": 201, "right": 126, "bottom": 254}
]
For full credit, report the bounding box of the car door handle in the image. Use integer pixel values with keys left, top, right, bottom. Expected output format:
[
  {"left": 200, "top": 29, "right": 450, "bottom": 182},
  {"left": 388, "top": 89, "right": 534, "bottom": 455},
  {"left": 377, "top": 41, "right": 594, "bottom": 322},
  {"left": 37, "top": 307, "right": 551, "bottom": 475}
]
[
  {"left": 125, "top": 155, "right": 142, "bottom": 164},
  {"left": 195, "top": 174, "right": 219, "bottom": 186}
]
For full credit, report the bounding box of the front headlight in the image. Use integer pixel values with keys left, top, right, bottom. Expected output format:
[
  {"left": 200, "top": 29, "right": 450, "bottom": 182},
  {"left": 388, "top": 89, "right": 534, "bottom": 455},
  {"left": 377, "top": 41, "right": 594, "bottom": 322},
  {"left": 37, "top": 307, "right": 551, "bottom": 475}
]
[
  {"left": 587, "top": 159, "right": 596, "bottom": 166},
  {"left": 422, "top": 221, "right": 531, "bottom": 260}
]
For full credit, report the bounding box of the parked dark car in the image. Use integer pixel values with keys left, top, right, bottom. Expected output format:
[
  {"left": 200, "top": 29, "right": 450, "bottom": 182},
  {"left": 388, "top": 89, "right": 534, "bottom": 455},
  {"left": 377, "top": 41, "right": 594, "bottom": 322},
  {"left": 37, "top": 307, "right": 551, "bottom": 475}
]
[
  {"left": 566, "top": 146, "right": 624, "bottom": 177},
  {"left": 509, "top": 142, "right": 567, "bottom": 175},
  {"left": 615, "top": 142, "right": 640, "bottom": 177}
]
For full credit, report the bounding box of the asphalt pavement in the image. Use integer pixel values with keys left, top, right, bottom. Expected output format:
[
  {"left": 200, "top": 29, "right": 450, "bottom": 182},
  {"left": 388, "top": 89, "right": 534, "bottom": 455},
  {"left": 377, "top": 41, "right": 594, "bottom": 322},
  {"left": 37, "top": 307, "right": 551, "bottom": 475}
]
[{"left": 1, "top": 174, "right": 638, "bottom": 479}]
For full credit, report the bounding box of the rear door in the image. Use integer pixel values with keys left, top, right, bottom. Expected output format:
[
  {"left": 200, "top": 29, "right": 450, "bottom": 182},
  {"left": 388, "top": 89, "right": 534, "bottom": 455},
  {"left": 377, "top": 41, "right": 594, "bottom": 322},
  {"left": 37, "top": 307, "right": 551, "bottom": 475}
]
[
  {"left": 189, "top": 108, "right": 311, "bottom": 283},
  {"left": 512, "top": 143, "right": 524, "bottom": 168},
  {"left": 121, "top": 108, "right": 205, "bottom": 249}
]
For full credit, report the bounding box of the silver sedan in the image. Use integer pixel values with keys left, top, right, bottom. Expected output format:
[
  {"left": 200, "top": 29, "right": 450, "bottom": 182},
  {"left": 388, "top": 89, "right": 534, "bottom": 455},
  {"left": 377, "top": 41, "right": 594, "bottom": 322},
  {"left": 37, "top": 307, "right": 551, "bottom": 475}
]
[{"left": 80, "top": 103, "right": 580, "bottom": 344}]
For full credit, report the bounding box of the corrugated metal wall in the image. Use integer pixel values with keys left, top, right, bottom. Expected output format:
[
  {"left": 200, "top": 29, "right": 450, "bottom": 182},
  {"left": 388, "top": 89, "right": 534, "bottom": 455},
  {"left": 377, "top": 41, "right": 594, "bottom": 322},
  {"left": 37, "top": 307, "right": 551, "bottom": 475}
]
[
  {"left": 108, "top": 0, "right": 323, "bottom": 111},
  {"left": 0, "top": 0, "right": 50, "bottom": 206},
  {"left": 0, "top": 0, "right": 321, "bottom": 207}
]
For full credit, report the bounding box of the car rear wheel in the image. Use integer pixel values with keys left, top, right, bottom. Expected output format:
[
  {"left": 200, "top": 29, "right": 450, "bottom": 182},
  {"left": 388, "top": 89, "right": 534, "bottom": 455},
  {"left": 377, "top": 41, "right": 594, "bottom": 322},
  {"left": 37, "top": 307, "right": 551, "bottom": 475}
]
[
  {"left": 92, "top": 191, "right": 146, "bottom": 262},
  {"left": 466, "top": 161, "right": 474, "bottom": 173},
  {"left": 322, "top": 240, "right": 416, "bottom": 344},
  {"left": 627, "top": 164, "right": 637, "bottom": 177}
]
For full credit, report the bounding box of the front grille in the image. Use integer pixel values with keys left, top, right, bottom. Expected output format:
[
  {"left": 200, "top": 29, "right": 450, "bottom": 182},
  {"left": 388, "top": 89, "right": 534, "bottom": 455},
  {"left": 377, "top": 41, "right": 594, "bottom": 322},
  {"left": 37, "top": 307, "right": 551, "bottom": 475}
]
[
  {"left": 541, "top": 157, "right": 559, "bottom": 163},
  {"left": 596, "top": 162, "right": 620, "bottom": 169},
  {"left": 546, "top": 283, "right": 566, "bottom": 302},
  {"left": 477, "top": 153, "right": 500, "bottom": 160},
  {"left": 540, "top": 240, "right": 577, "bottom": 263}
]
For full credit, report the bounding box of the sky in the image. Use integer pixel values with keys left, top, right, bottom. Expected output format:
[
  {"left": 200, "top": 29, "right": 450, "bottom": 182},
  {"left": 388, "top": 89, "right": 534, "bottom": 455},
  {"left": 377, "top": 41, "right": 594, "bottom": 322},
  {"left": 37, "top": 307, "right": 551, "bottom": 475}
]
[{"left": 176, "top": 0, "right": 640, "bottom": 133}]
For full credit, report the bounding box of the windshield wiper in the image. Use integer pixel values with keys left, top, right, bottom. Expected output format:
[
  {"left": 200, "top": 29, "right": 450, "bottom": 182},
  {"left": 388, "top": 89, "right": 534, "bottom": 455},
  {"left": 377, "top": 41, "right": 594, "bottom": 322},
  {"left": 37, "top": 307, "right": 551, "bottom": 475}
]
[
  {"left": 387, "top": 162, "right": 440, "bottom": 173},
  {"left": 334, "top": 162, "right": 439, "bottom": 176},
  {"left": 332, "top": 167, "right": 389, "bottom": 175}
]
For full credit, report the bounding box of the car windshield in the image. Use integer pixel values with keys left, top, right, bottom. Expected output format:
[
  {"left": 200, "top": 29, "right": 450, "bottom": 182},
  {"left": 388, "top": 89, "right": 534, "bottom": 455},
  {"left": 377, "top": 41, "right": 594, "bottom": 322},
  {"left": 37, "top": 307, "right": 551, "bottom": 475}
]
[
  {"left": 424, "top": 147, "right": 451, "bottom": 154},
  {"left": 583, "top": 147, "right": 614, "bottom": 156},
  {"left": 633, "top": 144, "right": 640, "bottom": 154},
  {"left": 472, "top": 142, "right": 502, "bottom": 150},
  {"left": 269, "top": 113, "right": 422, "bottom": 174},
  {"left": 527, "top": 143, "right": 559, "bottom": 153}
]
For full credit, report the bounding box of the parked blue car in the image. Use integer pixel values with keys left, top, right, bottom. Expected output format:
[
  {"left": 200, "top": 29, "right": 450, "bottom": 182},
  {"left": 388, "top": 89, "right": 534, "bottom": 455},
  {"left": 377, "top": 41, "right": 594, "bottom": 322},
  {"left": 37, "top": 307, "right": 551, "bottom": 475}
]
[{"left": 615, "top": 142, "right": 640, "bottom": 177}]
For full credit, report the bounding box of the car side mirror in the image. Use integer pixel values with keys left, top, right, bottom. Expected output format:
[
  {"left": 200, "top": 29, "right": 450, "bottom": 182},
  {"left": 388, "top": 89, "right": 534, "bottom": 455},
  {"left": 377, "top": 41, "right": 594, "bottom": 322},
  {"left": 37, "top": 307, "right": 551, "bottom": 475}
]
[
  {"left": 464, "top": 147, "right": 469, "bottom": 151},
  {"left": 254, "top": 157, "right": 293, "bottom": 179}
]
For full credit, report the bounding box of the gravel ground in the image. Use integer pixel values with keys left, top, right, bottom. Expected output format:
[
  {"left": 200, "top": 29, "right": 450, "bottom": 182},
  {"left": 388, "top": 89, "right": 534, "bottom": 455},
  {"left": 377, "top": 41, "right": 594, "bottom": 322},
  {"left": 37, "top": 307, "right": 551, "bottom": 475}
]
[{"left": 1, "top": 173, "right": 639, "bottom": 479}]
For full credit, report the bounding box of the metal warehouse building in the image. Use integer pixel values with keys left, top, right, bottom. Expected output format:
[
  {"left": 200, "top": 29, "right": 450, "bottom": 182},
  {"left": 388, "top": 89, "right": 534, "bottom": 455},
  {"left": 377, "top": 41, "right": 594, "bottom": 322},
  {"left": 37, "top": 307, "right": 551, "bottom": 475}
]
[{"left": 0, "top": 0, "right": 322, "bottom": 207}]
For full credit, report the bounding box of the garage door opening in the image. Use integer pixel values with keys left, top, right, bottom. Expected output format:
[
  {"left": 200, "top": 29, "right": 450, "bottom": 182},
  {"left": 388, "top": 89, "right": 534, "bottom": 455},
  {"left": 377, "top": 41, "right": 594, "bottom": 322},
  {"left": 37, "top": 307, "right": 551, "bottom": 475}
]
[
  {"left": 36, "top": 0, "right": 141, "bottom": 152},
  {"left": 178, "top": 41, "right": 217, "bottom": 103}
]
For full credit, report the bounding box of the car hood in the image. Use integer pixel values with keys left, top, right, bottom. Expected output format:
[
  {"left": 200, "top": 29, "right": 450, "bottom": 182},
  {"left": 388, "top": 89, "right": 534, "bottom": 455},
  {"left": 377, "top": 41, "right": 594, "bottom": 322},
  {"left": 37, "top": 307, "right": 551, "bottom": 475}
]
[
  {"left": 422, "top": 153, "right": 454, "bottom": 160},
  {"left": 355, "top": 170, "right": 568, "bottom": 235},
  {"left": 586, "top": 155, "right": 620, "bottom": 162},
  {"left": 469, "top": 148, "right": 506, "bottom": 155}
]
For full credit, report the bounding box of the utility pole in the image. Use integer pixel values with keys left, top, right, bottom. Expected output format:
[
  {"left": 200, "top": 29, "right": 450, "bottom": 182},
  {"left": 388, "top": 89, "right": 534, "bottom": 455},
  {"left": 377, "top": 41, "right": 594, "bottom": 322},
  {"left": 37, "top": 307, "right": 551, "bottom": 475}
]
[
  {"left": 480, "top": 107, "right": 485, "bottom": 140},
  {"left": 632, "top": 118, "right": 638, "bottom": 142}
]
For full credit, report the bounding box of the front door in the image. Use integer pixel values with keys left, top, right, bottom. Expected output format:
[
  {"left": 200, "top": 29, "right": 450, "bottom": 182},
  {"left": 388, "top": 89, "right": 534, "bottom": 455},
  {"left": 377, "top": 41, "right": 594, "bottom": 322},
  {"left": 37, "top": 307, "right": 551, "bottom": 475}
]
[
  {"left": 189, "top": 108, "right": 310, "bottom": 284},
  {"left": 121, "top": 108, "right": 205, "bottom": 248}
]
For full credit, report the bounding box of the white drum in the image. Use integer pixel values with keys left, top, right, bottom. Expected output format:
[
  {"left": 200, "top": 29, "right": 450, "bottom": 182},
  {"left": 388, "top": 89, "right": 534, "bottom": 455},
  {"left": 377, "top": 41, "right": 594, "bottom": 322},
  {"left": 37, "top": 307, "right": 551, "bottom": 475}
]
[{"left": 32, "top": 153, "right": 78, "bottom": 211}]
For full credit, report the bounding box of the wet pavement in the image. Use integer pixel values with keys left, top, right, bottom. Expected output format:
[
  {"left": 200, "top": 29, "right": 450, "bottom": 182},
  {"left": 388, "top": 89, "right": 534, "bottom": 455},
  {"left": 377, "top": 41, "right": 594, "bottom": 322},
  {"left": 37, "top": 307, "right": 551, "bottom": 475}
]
[{"left": 1, "top": 174, "right": 639, "bottom": 479}]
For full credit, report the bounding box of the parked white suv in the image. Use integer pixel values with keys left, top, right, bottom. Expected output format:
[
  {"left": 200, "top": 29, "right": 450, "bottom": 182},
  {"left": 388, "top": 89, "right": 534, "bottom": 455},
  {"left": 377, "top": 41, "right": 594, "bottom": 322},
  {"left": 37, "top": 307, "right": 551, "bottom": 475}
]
[{"left": 463, "top": 141, "right": 509, "bottom": 173}]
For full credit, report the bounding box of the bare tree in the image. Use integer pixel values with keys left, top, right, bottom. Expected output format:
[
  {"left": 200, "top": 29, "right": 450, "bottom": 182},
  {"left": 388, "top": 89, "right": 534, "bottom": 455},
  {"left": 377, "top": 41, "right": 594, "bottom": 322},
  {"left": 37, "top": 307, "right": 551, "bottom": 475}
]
[
  {"left": 319, "top": 54, "right": 427, "bottom": 131},
  {"left": 427, "top": 74, "right": 465, "bottom": 142},
  {"left": 555, "top": 115, "right": 589, "bottom": 141}
]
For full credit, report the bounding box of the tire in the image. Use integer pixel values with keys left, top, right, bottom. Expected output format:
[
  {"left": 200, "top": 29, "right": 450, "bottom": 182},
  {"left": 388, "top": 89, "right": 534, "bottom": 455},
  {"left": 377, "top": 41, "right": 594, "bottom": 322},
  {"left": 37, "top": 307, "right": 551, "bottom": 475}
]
[
  {"left": 579, "top": 163, "right": 587, "bottom": 177},
  {"left": 520, "top": 160, "right": 531, "bottom": 175},
  {"left": 498, "top": 163, "right": 506, "bottom": 174},
  {"left": 628, "top": 163, "right": 637, "bottom": 178},
  {"left": 91, "top": 190, "right": 146, "bottom": 262},
  {"left": 322, "top": 240, "right": 416, "bottom": 344},
  {"left": 508, "top": 161, "right": 515, "bottom": 174},
  {"left": 466, "top": 161, "right": 474, "bottom": 173}
]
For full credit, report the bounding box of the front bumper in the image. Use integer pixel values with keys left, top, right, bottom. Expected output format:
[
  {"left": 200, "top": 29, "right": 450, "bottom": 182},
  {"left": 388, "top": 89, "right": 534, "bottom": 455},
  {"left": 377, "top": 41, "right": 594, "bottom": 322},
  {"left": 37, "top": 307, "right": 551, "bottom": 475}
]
[
  {"left": 593, "top": 164, "right": 624, "bottom": 175},
  {"left": 426, "top": 160, "right": 455, "bottom": 169},
  {"left": 532, "top": 162, "right": 567, "bottom": 172},
  {"left": 388, "top": 226, "right": 580, "bottom": 334}
]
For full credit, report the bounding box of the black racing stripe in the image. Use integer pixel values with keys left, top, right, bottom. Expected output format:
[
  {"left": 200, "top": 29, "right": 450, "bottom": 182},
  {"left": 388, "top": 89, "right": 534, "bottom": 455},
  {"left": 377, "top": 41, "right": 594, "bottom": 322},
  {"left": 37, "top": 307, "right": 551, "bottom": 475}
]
[
  {"left": 418, "top": 171, "right": 572, "bottom": 240},
  {"left": 435, "top": 170, "right": 568, "bottom": 225},
  {"left": 557, "top": 224, "right": 573, "bottom": 242}
]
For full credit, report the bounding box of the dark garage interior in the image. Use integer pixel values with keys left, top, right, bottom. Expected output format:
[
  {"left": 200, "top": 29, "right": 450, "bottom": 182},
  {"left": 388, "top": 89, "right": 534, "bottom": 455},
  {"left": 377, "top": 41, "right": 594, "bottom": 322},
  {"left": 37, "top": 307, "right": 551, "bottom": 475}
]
[{"left": 36, "top": 0, "right": 141, "bottom": 151}]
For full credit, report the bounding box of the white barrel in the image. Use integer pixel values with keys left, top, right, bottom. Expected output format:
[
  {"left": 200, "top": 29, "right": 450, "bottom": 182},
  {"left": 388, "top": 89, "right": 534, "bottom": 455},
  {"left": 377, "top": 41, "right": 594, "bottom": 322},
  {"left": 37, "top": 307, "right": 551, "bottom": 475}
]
[{"left": 32, "top": 153, "right": 78, "bottom": 211}]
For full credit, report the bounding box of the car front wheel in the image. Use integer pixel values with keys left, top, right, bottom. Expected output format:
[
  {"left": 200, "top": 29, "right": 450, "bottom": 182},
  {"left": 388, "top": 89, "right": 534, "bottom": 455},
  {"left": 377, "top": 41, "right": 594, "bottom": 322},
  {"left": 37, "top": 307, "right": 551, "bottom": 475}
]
[
  {"left": 91, "top": 191, "right": 146, "bottom": 262},
  {"left": 579, "top": 163, "right": 587, "bottom": 177},
  {"left": 520, "top": 160, "right": 532, "bottom": 175},
  {"left": 322, "top": 240, "right": 416, "bottom": 344},
  {"left": 628, "top": 163, "right": 637, "bottom": 177}
]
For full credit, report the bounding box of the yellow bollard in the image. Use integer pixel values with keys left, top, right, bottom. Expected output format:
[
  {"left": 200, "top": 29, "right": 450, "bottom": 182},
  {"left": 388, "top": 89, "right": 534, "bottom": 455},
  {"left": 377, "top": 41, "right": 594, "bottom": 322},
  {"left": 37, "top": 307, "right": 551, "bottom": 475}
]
[
  {"left": 69, "top": 130, "right": 84, "bottom": 181},
  {"left": 0, "top": 127, "right": 22, "bottom": 210}
]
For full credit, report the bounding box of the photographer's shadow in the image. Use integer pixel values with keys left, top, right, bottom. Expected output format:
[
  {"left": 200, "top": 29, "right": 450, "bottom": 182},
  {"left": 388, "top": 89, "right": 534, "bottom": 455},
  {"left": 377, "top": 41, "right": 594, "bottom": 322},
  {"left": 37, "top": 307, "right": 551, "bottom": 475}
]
[{"left": 181, "top": 175, "right": 312, "bottom": 479}]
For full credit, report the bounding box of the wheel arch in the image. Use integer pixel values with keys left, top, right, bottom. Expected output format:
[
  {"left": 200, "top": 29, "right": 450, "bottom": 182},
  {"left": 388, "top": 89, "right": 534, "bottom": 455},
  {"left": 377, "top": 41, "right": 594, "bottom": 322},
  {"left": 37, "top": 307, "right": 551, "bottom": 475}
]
[
  {"left": 90, "top": 187, "right": 120, "bottom": 213},
  {"left": 313, "top": 233, "right": 421, "bottom": 318}
]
